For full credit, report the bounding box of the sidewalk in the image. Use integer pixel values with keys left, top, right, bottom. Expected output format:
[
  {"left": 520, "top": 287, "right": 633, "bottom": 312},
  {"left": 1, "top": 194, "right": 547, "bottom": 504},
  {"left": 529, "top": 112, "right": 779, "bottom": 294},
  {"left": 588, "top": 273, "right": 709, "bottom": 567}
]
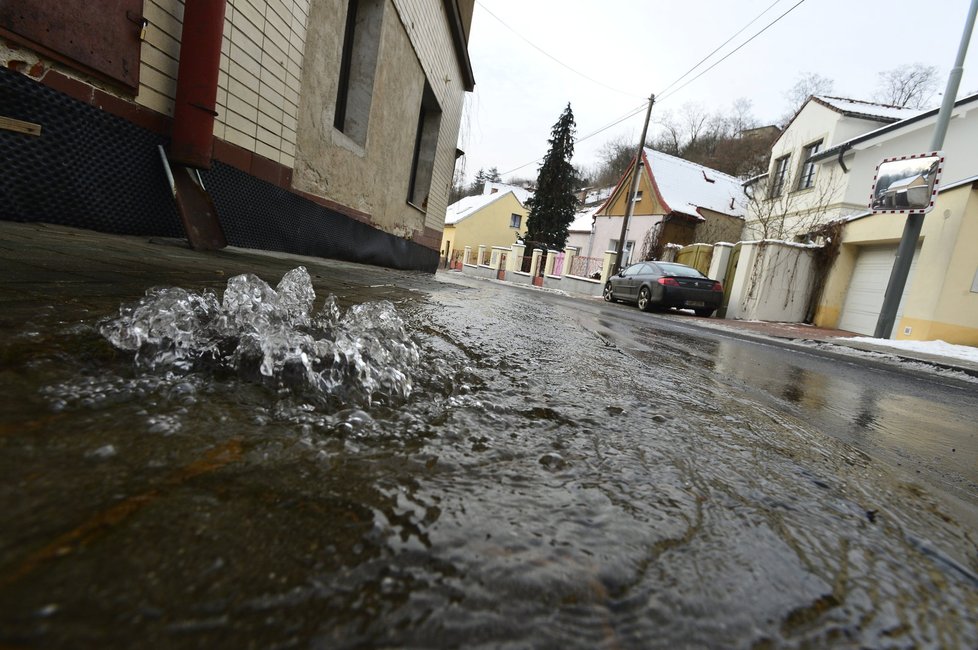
[{"left": 676, "top": 315, "right": 978, "bottom": 379}]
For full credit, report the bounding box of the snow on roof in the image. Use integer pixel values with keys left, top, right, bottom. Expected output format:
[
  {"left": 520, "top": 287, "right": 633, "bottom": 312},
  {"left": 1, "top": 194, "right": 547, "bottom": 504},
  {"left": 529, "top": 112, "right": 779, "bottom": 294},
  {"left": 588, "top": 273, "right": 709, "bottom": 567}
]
[
  {"left": 445, "top": 190, "right": 519, "bottom": 225},
  {"left": 812, "top": 91, "right": 978, "bottom": 163},
  {"left": 568, "top": 205, "right": 600, "bottom": 232},
  {"left": 483, "top": 181, "right": 534, "bottom": 205},
  {"left": 813, "top": 96, "right": 923, "bottom": 122},
  {"left": 643, "top": 148, "right": 746, "bottom": 219},
  {"left": 584, "top": 186, "right": 614, "bottom": 206}
]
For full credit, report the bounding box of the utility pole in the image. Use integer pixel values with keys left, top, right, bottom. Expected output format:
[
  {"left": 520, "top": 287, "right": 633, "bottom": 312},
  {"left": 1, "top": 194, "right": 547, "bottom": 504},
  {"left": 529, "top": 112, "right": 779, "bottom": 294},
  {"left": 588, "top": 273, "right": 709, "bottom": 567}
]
[
  {"left": 873, "top": 0, "right": 978, "bottom": 338},
  {"left": 614, "top": 94, "right": 655, "bottom": 273}
]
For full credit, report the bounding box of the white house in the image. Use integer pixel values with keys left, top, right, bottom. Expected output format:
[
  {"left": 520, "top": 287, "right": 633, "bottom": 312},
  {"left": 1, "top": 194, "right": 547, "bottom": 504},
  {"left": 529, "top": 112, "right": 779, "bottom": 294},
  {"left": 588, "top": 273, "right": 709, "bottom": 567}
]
[
  {"left": 744, "top": 96, "right": 922, "bottom": 241},
  {"left": 807, "top": 92, "right": 978, "bottom": 343}
]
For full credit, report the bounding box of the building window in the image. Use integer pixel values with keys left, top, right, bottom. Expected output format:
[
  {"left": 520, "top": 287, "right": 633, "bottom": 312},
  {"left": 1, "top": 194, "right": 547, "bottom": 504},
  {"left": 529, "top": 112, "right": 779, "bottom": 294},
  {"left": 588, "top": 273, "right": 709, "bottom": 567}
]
[
  {"left": 770, "top": 155, "right": 790, "bottom": 197},
  {"left": 408, "top": 81, "right": 442, "bottom": 209},
  {"left": 797, "top": 140, "right": 823, "bottom": 190},
  {"left": 334, "top": 0, "right": 384, "bottom": 146},
  {"left": 610, "top": 239, "right": 635, "bottom": 265},
  {"left": 633, "top": 190, "right": 643, "bottom": 202},
  {"left": 510, "top": 214, "right": 521, "bottom": 229}
]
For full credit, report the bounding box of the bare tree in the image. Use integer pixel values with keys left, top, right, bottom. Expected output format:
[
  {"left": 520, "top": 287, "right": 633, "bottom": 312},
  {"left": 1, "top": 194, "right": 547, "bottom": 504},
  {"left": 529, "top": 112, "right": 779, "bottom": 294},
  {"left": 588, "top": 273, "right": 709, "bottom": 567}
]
[
  {"left": 744, "top": 165, "right": 843, "bottom": 241},
  {"left": 875, "top": 63, "right": 940, "bottom": 108},
  {"left": 593, "top": 134, "right": 645, "bottom": 186},
  {"left": 780, "top": 72, "right": 834, "bottom": 126}
]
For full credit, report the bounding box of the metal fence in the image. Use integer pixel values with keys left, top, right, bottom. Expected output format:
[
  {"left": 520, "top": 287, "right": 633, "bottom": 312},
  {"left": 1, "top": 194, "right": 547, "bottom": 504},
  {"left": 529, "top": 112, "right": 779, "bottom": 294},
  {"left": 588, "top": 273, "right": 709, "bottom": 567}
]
[{"left": 568, "top": 255, "right": 603, "bottom": 279}]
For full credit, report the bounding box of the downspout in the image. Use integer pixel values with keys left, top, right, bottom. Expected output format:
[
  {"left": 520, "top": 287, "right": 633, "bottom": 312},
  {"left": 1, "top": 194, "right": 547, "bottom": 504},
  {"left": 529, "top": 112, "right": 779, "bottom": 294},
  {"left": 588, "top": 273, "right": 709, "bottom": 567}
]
[
  {"left": 835, "top": 143, "right": 851, "bottom": 173},
  {"left": 165, "top": 0, "right": 229, "bottom": 251},
  {"left": 171, "top": 0, "right": 227, "bottom": 168}
]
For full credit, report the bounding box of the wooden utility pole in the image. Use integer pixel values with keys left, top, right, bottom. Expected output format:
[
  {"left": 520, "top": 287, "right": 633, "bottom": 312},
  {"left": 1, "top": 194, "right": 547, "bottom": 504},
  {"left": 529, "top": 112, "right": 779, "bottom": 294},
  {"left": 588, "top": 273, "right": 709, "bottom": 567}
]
[{"left": 613, "top": 94, "right": 655, "bottom": 273}]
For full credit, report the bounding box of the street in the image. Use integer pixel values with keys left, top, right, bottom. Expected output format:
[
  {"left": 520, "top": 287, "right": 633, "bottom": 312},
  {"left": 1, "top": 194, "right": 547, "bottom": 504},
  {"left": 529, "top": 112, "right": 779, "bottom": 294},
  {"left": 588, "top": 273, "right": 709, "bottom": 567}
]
[
  {"left": 461, "top": 273, "right": 978, "bottom": 524},
  {"left": 1, "top": 224, "right": 977, "bottom": 648}
]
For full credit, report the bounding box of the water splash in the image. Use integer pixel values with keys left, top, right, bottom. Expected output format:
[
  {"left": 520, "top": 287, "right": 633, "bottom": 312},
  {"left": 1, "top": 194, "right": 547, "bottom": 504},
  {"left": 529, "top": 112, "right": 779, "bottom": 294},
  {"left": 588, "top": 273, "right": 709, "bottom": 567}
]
[{"left": 98, "top": 267, "right": 421, "bottom": 407}]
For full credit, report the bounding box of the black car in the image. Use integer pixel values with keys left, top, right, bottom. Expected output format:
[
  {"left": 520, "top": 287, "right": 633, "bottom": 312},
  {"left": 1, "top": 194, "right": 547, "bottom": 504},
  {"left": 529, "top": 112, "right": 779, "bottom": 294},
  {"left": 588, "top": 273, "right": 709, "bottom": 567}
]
[{"left": 603, "top": 261, "right": 724, "bottom": 316}]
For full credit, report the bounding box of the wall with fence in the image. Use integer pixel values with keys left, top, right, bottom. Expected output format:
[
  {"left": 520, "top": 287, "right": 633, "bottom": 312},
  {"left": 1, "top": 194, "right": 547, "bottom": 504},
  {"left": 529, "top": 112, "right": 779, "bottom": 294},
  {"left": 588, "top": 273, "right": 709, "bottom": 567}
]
[
  {"left": 452, "top": 238, "right": 824, "bottom": 324},
  {"left": 456, "top": 243, "right": 609, "bottom": 296}
]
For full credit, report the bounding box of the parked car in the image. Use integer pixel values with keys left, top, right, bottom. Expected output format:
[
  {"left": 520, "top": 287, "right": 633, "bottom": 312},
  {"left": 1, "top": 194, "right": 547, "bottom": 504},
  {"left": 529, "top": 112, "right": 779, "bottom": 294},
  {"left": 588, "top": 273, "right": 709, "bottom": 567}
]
[{"left": 603, "top": 261, "right": 723, "bottom": 316}]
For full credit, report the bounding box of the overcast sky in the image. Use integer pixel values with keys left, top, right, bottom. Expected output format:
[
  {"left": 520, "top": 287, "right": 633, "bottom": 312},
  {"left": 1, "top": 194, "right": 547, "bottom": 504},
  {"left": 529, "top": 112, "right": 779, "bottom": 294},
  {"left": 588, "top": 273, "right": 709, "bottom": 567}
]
[{"left": 458, "top": 0, "right": 978, "bottom": 184}]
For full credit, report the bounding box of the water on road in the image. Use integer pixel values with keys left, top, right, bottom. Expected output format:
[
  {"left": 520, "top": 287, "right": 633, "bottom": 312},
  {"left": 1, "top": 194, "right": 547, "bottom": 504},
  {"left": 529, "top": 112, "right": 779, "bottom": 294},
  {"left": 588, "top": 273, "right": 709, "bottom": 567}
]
[{"left": 1, "top": 267, "right": 976, "bottom": 648}]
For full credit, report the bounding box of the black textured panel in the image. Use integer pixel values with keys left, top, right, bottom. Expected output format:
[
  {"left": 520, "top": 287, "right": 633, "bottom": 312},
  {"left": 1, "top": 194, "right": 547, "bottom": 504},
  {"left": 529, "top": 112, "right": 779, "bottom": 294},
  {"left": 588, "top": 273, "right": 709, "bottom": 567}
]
[
  {"left": 203, "top": 162, "right": 439, "bottom": 272},
  {"left": 0, "top": 67, "right": 439, "bottom": 272},
  {"left": 0, "top": 67, "right": 183, "bottom": 238}
]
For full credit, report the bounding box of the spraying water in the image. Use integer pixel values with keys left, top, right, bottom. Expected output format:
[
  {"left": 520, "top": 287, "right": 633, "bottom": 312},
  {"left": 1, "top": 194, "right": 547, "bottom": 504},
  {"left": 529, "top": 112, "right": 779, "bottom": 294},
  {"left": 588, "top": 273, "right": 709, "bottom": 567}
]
[{"left": 97, "top": 267, "right": 421, "bottom": 408}]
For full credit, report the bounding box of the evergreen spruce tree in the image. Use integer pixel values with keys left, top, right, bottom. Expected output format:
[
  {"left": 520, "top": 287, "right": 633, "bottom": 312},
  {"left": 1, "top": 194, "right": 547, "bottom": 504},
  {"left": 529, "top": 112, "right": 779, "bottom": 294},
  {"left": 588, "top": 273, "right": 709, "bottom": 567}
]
[{"left": 525, "top": 104, "right": 579, "bottom": 250}]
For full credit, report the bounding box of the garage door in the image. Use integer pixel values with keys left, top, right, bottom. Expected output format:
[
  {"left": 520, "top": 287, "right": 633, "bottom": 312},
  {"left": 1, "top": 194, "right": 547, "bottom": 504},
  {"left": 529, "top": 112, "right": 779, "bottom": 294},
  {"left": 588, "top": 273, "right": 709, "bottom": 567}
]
[{"left": 838, "top": 245, "right": 920, "bottom": 337}]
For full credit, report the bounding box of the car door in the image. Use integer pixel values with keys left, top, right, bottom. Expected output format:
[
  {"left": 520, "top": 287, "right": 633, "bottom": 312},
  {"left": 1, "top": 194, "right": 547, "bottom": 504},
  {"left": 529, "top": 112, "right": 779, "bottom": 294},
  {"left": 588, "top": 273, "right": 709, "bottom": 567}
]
[{"left": 620, "top": 263, "right": 648, "bottom": 301}]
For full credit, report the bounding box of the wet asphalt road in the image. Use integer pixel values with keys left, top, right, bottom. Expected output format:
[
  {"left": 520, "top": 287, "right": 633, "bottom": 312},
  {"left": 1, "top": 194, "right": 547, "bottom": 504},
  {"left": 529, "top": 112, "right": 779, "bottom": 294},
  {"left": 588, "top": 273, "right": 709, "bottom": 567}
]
[
  {"left": 2, "top": 224, "right": 978, "bottom": 648},
  {"left": 447, "top": 273, "right": 978, "bottom": 526}
]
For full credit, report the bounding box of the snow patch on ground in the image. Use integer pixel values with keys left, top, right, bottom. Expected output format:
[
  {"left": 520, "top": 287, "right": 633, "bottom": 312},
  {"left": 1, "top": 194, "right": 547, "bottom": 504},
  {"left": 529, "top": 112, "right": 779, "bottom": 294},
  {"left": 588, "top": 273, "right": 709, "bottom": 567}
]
[
  {"left": 841, "top": 337, "right": 978, "bottom": 364},
  {"left": 814, "top": 342, "right": 978, "bottom": 384}
]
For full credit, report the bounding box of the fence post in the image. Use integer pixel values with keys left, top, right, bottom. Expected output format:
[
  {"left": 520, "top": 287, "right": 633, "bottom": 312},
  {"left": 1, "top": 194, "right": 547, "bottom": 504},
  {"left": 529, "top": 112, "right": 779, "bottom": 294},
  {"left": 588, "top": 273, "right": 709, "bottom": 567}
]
[
  {"left": 563, "top": 247, "right": 578, "bottom": 277},
  {"left": 509, "top": 243, "right": 525, "bottom": 272},
  {"left": 600, "top": 250, "right": 618, "bottom": 286},
  {"left": 463, "top": 246, "right": 472, "bottom": 265},
  {"left": 530, "top": 249, "right": 543, "bottom": 276},
  {"left": 544, "top": 250, "right": 559, "bottom": 276},
  {"left": 708, "top": 243, "right": 734, "bottom": 285}
]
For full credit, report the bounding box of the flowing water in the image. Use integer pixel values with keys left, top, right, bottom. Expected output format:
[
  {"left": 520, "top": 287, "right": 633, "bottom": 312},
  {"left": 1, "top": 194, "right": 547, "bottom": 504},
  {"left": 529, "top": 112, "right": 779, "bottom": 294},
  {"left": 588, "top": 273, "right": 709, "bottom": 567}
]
[{"left": 1, "top": 267, "right": 976, "bottom": 648}]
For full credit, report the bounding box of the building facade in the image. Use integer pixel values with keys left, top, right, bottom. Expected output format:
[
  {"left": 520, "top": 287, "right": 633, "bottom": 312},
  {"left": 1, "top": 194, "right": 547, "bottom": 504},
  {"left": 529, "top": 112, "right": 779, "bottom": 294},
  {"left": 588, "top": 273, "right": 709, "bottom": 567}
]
[
  {"left": 808, "top": 94, "right": 978, "bottom": 343},
  {"left": 441, "top": 186, "right": 528, "bottom": 264},
  {"left": 0, "top": 0, "right": 474, "bottom": 271},
  {"left": 744, "top": 96, "right": 920, "bottom": 241},
  {"left": 594, "top": 148, "right": 745, "bottom": 265}
]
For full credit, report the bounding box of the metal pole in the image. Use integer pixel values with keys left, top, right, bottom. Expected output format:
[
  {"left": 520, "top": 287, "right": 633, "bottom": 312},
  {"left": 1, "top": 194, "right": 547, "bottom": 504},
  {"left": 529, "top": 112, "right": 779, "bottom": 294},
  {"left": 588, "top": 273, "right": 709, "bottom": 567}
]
[
  {"left": 873, "top": 0, "right": 978, "bottom": 338},
  {"left": 614, "top": 94, "right": 655, "bottom": 273}
]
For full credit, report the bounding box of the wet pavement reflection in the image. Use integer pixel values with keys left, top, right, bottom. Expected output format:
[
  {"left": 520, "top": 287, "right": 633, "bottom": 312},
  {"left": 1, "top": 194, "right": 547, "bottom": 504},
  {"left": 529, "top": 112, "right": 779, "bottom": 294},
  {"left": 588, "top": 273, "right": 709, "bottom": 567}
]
[{"left": 1, "top": 258, "right": 977, "bottom": 648}]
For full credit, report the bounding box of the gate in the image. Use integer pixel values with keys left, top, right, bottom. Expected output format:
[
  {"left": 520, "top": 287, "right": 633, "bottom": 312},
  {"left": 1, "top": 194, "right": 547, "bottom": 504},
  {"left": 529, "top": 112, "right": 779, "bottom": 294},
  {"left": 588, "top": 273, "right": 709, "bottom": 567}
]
[{"left": 718, "top": 243, "right": 741, "bottom": 318}]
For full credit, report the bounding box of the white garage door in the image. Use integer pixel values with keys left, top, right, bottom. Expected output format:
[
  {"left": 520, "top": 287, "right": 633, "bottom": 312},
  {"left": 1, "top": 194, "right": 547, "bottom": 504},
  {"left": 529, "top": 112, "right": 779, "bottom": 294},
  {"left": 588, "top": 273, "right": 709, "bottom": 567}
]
[{"left": 838, "top": 245, "right": 920, "bottom": 337}]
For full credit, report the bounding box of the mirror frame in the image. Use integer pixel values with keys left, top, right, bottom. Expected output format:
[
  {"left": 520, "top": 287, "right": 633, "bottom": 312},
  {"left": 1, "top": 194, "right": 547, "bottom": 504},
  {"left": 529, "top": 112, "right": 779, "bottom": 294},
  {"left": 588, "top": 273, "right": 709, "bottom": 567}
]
[{"left": 869, "top": 152, "right": 944, "bottom": 215}]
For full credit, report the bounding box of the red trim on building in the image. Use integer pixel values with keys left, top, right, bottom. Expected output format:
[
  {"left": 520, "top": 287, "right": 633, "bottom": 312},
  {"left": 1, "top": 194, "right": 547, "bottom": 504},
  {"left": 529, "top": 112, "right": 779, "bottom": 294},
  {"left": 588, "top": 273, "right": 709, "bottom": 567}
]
[{"left": 641, "top": 150, "right": 673, "bottom": 215}]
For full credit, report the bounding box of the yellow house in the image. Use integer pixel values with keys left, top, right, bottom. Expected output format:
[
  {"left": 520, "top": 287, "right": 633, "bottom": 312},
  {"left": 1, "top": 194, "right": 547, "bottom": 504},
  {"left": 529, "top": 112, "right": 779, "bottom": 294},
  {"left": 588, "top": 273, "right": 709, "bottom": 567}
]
[
  {"left": 441, "top": 186, "right": 529, "bottom": 264},
  {"left": 815, "top": 179, "right": 978, "bottom": 345}
]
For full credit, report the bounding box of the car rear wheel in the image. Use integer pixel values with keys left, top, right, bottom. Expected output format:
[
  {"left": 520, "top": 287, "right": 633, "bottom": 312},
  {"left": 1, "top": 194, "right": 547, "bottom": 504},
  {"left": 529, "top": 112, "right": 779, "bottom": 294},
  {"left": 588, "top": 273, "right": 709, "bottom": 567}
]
[
  {"left": 637, "top": 287, "right": 653, "bottom": 312},
  {"left": 603, "top": 282, "right": 615, "bottom": 302},
  {"left": 694, "top": 308, "right": 714, "bottom": 317}
]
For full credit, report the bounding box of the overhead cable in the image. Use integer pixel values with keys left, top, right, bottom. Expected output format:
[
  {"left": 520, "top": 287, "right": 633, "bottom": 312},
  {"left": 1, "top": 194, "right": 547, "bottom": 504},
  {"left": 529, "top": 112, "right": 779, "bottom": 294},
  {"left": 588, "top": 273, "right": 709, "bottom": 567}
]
[
  {"left": 474, "top": 0, "right": 644, "bottom": 99},
  {"left": 657, "top": 0, "right": 808, "bottom": 104}
]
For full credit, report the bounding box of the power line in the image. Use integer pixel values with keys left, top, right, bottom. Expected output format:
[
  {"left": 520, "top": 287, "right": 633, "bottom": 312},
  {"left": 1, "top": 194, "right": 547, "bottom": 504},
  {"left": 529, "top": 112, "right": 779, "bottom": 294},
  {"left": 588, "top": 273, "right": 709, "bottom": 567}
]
[
  {"left": 493, "top": 0, "right": 809, "bottom": 177},
  {"left": 474, "top": 0, "right": 644, "bottom": 99},
  {"left": 499, "top": 101, "right": 650, "bottom": 176},
  {"left": 657, "top": 0, "right": 808, "bottom": 104},
  {"left": 656, "top": 0, "right": 786, "bottom": 98}
]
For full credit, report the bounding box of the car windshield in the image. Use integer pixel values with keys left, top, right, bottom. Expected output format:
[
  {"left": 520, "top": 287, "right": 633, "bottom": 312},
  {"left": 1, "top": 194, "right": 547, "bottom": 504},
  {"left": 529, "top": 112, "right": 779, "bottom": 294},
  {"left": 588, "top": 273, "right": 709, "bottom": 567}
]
[{"left": 657, "top": 263, "right": 706, "bottom": 278}]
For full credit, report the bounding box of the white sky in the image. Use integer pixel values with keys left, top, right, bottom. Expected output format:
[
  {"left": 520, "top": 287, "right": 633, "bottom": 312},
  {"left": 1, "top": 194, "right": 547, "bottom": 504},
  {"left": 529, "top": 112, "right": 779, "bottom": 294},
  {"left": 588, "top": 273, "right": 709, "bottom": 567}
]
[{"left": 458, "top": 0, "right": 978, "bottom": 184}]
